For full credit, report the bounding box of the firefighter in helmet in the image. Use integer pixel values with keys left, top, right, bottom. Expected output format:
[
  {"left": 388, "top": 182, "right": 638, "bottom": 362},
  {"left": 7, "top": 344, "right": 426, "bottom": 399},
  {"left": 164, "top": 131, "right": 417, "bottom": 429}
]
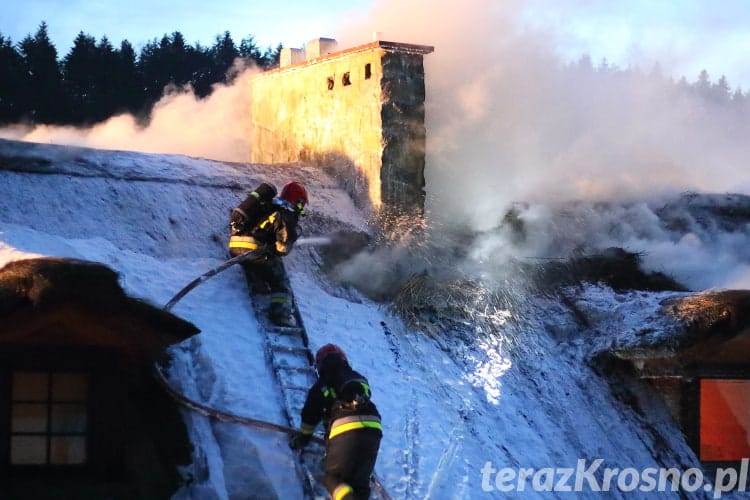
[
  {"left": 289, "top": 344, "right": 382, "bottom": 500},
  {"left": 228, "top": 180, "right": 308, "bottom": 326}
]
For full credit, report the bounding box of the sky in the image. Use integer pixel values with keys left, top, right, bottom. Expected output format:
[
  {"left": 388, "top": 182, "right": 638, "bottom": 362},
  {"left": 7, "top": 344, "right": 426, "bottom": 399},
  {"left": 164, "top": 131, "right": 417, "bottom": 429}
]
[
  {"left": 2, "top": 0, "right": 750, "bottom": 89},
  {"left": 0, "top": 0, "right": 370, "bottom": 54},
  {"left": 0, "top": 139, "right": 720, "bottom": 498},
  {"left": 519, "top": 0, "right": 750, "bottom": 89}
]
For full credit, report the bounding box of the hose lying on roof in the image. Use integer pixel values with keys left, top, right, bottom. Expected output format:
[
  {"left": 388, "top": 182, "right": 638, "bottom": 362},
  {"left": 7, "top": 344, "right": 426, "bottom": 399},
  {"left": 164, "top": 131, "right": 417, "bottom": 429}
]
[{"left": 152, "top": 363, "right": 392, "bottom": 500}]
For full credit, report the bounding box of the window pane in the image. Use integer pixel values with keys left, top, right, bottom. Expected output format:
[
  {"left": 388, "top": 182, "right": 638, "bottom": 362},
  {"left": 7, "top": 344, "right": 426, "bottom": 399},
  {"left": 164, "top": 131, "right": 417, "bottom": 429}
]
[
  {"left": 52, "top": 373, "right": 88, "bottom": 401},
  {"left": 11, "top": 436, "right": 46, "bottom": 464},
  {"left": 50, "top": 436, "right": 86, "bottom": 465},
  {"left": 12, "top": 372, "right": 48, "bottom": 401},
  {"left": 51, "top": 404, "right": 87, "bottom": 433},
  {"left": 12, "top": 403, "right": 48, "bottom": 432},
  {"left": 700, "top": 379, "right": 750, "bottom": 461}
]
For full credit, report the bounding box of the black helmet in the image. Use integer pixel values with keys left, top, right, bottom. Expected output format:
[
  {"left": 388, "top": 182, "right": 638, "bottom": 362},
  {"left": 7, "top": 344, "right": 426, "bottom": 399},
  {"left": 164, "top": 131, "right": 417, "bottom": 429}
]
[
  {"left": 253, "top": 182, "right": 277, "bottom": 200},
  {"left": 315, "top": 343, "right": 347, "bottom": 371}
]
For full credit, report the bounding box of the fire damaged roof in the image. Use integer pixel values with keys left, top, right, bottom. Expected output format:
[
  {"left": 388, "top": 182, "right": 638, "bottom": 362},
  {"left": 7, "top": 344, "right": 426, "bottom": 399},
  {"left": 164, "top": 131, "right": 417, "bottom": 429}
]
[
  {"left": 605, "top": 290, "right": 750, "bottom": 369},
  {"left": 0, "top": 257, "right": 199, "bottom": 359}
]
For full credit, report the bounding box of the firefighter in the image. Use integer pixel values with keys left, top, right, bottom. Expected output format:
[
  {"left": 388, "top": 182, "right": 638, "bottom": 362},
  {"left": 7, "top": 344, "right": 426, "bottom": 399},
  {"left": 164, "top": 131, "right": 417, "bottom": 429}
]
[
  {"left": 228, "top": 180, "right": 308, "bottom": 326},
  {"left": 289, "top": 344, "right": 382, "bottom": 500}
]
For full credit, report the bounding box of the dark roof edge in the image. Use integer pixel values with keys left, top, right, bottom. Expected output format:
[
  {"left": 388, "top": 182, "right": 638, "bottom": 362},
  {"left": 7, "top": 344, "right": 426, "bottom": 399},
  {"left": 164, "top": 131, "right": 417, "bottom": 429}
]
[
  {"left": 375, "top": 40, "right": 435, "bottom": 55},
  {"left": 258, "top": 39, "right": 435, "bottom": 77}
]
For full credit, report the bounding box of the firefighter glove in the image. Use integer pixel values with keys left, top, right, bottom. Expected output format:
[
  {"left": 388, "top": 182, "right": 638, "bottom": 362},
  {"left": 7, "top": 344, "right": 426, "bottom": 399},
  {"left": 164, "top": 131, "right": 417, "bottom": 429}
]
[
  {"left": 229, "top": 210, "right": 248, "bottom": 235},
  {"left": 289, "top": 431, "right": 312, "bottom": 450}
]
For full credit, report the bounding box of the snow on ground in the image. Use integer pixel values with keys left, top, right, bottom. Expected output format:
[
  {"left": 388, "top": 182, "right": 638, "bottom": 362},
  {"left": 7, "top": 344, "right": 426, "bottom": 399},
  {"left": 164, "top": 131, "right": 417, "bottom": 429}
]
[{"left": 0, "top": 139, "right": 728, "bottom": 499}]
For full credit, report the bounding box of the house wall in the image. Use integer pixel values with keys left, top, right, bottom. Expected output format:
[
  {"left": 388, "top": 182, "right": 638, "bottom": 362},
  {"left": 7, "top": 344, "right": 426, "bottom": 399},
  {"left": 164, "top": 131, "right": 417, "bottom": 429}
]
[
  {"left": 0, "top": 344, "right": 190, "bottom": 498},
  {"left": 635, "top": 355, "right": 750, "bottom": 464},
  {"left": 380, "top": 50, "right": 428, "bottom": 214},
  {"left": 645, "top": 377, "right": 683, "bottom": 426},
  {"left": 250, "top": 40, "right": 431, "bottom": 217}
]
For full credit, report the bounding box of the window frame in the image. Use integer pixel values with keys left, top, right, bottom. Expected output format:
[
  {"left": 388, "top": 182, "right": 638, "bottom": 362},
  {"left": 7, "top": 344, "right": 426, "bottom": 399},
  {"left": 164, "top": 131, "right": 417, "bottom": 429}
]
[{"left": 7, "top": 370, "right": 90, "bottom": 469}]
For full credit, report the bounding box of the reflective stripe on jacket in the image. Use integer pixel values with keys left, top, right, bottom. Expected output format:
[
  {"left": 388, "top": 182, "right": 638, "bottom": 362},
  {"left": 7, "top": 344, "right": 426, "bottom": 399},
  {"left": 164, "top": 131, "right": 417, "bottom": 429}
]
[
  {"left": 228, "top": 235, "right": 260, "bottom": 250},
  {"left": 328, "top": 414, "right": 382, "bottom": 439}
]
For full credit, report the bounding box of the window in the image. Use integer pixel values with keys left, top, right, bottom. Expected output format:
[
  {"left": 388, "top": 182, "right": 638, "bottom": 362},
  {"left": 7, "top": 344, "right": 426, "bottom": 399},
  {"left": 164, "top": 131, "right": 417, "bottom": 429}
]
[
  {"left": 10, "top": 371, "right": 89, "bottom": 465},
  {"left": 342, "top": 72, "right": 351, "bottom": 86},
  {"left": 364, "top": 63, "right": 371, "bottom": 80},
  {"left": 699, "top": 379, "right": 750, "bottom": 461},
  {"left": 327, "top": 76, "right": 335, "bottom": 90}
]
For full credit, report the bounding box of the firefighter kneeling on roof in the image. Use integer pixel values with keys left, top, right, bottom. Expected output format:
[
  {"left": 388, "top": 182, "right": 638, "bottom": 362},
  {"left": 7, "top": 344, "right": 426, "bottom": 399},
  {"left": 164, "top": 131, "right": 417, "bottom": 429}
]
[
  {"left": 290, "top": 344, "right": 383, "bottom": 500},
  {"left": 227, "top": 180, "right": 307, "bottom": 327}
]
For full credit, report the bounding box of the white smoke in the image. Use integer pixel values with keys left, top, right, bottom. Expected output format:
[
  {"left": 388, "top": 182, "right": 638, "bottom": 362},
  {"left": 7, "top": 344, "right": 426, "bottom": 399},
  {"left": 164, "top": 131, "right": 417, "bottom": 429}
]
[
  {"left": 333, "top": 0, "right": 750, "bottom": 291},
  {"left": 337, "top": 0, "right": 750, "bottom": 224},
  {"left": 4, "top": 0, "right": 750, "bottom": 291},
  {"left": 0, "top": 60, "right": 260, "bottom": 162}
]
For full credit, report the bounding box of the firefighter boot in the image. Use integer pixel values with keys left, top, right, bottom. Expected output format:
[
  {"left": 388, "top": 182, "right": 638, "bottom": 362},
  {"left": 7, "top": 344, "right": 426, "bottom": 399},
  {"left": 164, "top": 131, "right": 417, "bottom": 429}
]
[{"left": 269, "top": 295, "right": 296, "bottom": 327}]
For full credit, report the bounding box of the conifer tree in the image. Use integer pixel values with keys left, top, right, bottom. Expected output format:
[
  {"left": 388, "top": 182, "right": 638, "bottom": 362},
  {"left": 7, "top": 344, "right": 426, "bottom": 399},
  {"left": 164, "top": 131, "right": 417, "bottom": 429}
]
[
  {"left": 262, "top": 43, "right": 283, "bottom": 69},
  {"left": 189, "top": 42, "right": 214, "bottom": 98},
  {"left": 239, "top": 35, "right": 263, "bottom": 67},
  {"left": 211, "top": 31, "right": 239, "bottom": 84},
  {"left": 115, "top": 40, "right": 146, "bottom": 117},
  {"left": 62, "top": 31, "right": 98, "bottom": 123},
  {"left": 18, "top": 22, "right": 68, "bottom": 123},
  {"left": 0, "top": 33, "right": 26, "bottom": 123}
]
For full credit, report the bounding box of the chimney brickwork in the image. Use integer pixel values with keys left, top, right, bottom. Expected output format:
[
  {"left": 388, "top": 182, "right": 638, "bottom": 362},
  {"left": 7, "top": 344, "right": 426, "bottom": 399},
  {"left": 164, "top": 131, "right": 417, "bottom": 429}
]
[
  {"left": 279, "top": 47, "right": 304, "bottom": 68},
  {"left": 305, "top": 37, "right": 338, "bottom": 61},
  {"left": 250, "top": 39, "right": 433, "bottom": 218}
]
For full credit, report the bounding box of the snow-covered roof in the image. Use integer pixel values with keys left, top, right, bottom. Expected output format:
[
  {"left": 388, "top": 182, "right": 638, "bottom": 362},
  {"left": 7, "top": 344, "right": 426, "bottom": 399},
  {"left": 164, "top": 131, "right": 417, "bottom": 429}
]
[
  {"left": 0, "top": 138, "right": 731, "bottom": 498},
  {"left": 0, "top": 256, "right": 199, "bottom": 357},
  {"left": 609, "top": 289, "right": 750, "bottom": 363}
]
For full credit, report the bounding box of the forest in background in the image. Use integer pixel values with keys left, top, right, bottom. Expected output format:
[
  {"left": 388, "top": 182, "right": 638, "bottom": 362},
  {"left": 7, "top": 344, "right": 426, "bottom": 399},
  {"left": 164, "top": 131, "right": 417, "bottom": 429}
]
[
  {"left": 1, "top": 21, "right": 748, "bottom": 129},
  {"left": 0, "top": 22, "right": 281, "bottom": 126}
]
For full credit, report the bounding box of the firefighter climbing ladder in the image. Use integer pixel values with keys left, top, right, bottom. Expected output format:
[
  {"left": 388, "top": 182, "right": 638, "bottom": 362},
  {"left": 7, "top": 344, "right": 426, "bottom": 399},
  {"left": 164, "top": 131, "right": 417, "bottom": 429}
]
[
  {"left": 161, "top": 250, "right": 390, "bottom": 499},
  {"left": 247, "top": 270, "right": 391, "bottom": 500},
  {"left": 249, "top": 292, "right": 328, "bottom": 499}
]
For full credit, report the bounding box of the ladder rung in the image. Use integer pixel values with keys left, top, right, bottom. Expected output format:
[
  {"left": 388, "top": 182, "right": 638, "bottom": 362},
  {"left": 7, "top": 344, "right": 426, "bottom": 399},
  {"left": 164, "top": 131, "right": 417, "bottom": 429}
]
[
  {"left": 275, "top": 365, "right": 316, "bottom": 373},
  {"left": 281, "top": 384, "right": 310, "bottom": 392},
  {"left": 268, "top": 344, "right": 309, "bottom": 355},
  {"left": 269, "top": 325, "right": 305, "bottom": 334}
]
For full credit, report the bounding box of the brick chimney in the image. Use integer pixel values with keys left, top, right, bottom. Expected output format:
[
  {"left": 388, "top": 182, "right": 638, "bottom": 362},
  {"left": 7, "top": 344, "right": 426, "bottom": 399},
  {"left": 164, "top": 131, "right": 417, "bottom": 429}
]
[
  {"left": 305, "top": 38, "right": 338, "bottom": 60},
  {"left": 280, "top": 47, "right": 305, "bottom": 68}
]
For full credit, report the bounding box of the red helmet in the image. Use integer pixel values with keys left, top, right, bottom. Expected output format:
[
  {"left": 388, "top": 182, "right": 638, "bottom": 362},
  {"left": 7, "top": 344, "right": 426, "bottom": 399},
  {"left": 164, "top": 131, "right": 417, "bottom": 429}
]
[
  {"left": 280, "top": 181, "right": 308, "bottom": 209},
  {"left": 315, "top": 343, "right": 347, "bottom": 370}
]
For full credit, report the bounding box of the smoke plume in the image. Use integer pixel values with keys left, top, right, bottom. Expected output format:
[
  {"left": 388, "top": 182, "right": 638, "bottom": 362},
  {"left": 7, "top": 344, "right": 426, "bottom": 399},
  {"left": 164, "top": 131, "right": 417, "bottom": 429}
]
[
  {"left": 4, "top": 0, "right": 750, "bottom": 291},
  {"left": 1, "top": 61, "right": 259, "bottom": 163},
  {"left": 333, "top": 0, "right": 750, "bottom": 291}
]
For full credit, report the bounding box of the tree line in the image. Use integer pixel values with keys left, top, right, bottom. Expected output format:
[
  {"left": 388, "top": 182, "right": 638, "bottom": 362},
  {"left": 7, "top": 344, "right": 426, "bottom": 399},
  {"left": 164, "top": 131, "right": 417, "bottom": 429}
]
[
  {"left": 571, "top": 55, "right": 749, "bottom": 109},
  {"left": 0, "top": 22, "right": 282, "bottom": 126},
  {"left": 1, "top": 22, "right": 748, "bottom": 129}
]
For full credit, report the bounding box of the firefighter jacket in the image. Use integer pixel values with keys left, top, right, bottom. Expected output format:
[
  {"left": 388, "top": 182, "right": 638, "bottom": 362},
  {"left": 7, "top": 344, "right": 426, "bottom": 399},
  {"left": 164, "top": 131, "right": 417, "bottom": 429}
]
[
  {"left": 299, "top": 356, "right": 382, "bottom": 440},
  {"left": 228, "top": 198, "right": 300, "bottom": 256}
]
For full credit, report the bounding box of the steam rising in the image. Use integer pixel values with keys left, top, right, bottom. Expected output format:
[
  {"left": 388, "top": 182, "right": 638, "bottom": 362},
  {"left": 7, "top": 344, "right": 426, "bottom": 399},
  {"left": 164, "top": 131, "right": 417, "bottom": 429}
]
[
  {"left": 333, "top": 0, "right": 750, "bottom": 292},
  {"left": 1, "top": 62, "right": 260, "bottom": 163},
  {"left": 3, "top": 0, "right": 750, "bottom": 291},
  {"left": 337, "top": 0, "right": 750, "bottom": 223}
]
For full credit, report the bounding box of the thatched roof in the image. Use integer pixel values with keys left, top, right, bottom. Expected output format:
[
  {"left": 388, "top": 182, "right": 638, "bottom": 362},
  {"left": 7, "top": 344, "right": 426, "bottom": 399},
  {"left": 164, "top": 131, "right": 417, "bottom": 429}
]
[
  {"left": 0, "top": 257, "right": 199, "bottom": 359},
  {"left": 610, "top": 290, "right": 750, "bottom": 366},
  {"left": 662, "top": 290, "right": 750, "bottom": 336},
  {"left": 531, "top": 247, "right": 687, "bottom": 293}
]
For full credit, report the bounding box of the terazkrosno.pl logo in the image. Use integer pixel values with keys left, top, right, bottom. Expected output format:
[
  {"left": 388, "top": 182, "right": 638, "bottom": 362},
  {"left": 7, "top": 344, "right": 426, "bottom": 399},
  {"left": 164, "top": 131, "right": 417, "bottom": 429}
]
[{"left": 480, "top": 459, "right": 749, "bottom": 498}]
